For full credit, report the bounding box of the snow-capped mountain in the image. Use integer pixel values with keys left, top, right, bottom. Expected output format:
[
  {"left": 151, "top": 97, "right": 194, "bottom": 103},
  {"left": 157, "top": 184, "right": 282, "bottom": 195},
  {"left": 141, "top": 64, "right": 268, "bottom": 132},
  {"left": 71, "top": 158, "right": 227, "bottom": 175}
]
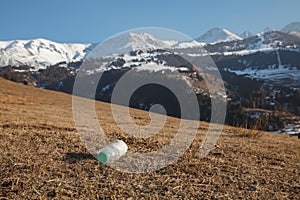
[
  {"left": 0, "top": 33, "right": 204, "bottom": 69},
  {"left": 1, "top": 22, "right": 299, "bottom": 70},
  {"left": 196, "top": 28, "right": 242, "bottom": 44},
  {"left": 89, "top": 32, "right": 205, "bottom": 57},
  {"left": 1, "top": 29, "right": 299, "bottom": 83},
  {"left": 281, "top": 22, "right": 300, "bottom": 33},
  {"left": 204, "top": 31, "right": 300, "bottom": 56},
  {"left": 89, "top": 32, "right": 171, "bottom": 57},
  {"left": 0, "top": 38, "right": 91, "bottom": 68}
]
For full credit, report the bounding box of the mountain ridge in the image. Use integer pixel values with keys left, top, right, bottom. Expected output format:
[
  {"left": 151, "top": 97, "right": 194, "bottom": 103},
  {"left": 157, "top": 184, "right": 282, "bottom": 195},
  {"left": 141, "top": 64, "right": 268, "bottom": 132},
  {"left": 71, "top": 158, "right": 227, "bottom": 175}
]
[
  {"left": 281, "top": 21, "right": 300, "bottom": 33},
  {"left": 1, "top": 22, "right": 299, "bottom": 68},
  {"left": 196, "top": 27, "right": 242, "bottom": 43}
]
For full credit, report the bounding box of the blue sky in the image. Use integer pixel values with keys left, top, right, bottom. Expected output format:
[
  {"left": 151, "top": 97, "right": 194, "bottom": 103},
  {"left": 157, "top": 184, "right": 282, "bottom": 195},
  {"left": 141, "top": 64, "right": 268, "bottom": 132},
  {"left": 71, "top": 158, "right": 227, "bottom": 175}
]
[{"left": 0, "top": 0, "right": 299, "bottom": 43}]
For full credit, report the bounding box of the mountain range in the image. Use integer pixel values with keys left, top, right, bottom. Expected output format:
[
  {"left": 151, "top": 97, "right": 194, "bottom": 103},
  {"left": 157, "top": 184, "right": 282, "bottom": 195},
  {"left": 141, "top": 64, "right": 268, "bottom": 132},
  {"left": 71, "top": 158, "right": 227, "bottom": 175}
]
[
  {"left": 0, "top": 22, "right": 299, "bottom": 135},
  {"left": 0, "top": 22, "right": 299, "bottom": 69}
]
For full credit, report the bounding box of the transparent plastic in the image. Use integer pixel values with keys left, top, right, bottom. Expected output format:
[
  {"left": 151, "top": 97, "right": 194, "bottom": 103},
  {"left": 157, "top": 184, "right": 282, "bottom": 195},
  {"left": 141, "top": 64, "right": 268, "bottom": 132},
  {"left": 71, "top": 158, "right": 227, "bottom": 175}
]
[{"left": 97, "top": 140, "right": 128, "bottom": 163}]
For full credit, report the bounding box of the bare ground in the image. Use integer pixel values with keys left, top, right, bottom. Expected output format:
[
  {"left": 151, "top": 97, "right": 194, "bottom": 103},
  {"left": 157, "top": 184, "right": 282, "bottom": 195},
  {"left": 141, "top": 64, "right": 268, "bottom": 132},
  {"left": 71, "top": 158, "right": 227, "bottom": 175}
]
[{"left": 0, "top": 78, "right": 299, "bottom": 199}]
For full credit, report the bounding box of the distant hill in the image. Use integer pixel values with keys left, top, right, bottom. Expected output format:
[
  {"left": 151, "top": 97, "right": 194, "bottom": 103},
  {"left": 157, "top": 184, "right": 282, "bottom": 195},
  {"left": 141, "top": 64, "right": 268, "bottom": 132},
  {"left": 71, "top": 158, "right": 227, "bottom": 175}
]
[{"left": 281, "top": 22, "right": 300, "bottom": 33}]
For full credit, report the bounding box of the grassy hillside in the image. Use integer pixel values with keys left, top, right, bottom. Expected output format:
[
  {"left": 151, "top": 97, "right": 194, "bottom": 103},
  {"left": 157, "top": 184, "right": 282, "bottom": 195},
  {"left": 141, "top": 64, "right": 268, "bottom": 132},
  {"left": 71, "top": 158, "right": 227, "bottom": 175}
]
[{"left": 0, "top": 78, "right": 299, "bottom": 199}]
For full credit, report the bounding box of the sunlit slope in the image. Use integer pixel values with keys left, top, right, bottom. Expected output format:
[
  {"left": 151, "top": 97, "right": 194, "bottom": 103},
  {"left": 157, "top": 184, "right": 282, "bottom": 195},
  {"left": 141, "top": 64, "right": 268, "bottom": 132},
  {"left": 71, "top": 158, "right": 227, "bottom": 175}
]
[{"left": 0, "top": 78, "right": 299, "bottom": 199}]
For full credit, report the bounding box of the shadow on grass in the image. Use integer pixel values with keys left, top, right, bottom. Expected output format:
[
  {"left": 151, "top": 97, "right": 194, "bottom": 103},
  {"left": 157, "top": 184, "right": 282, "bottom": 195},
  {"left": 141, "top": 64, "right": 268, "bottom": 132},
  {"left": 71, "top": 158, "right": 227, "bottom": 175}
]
[{"left": 63, "top": 152, "right": 95, "bottom": 163}]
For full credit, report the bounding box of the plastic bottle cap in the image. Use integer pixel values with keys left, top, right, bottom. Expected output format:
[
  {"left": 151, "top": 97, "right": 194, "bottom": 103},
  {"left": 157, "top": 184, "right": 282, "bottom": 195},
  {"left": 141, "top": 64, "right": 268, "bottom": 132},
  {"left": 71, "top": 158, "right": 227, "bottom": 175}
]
[{"left": 97, "top": 152, "right": 109, "bottom": 163}]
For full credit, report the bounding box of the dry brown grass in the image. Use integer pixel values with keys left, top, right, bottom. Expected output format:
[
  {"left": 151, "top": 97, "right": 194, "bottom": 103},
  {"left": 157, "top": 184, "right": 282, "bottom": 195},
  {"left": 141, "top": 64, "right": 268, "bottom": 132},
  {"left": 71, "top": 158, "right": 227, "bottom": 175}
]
[{"left": 0, "top": 78, "right": 299, "bottom": 199}]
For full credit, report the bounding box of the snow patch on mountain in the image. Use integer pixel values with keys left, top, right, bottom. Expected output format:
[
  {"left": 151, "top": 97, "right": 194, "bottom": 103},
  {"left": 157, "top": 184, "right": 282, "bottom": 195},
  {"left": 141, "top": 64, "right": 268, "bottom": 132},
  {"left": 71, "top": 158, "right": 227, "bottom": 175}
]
[
  {"left": 171, "top": 40, "right": 205, "bottom": 48},
  {"left": 224, "top": 50, "right": 300, "bottom": 85},
  {"left": 134, "top": 63, "right": 176, "bottom": 72},
  {"left": 225, "top": 65, "right": 300, "bottom": 82},
  {"left": 288, "top": 31, "right": 300, "bottom": 38}
]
